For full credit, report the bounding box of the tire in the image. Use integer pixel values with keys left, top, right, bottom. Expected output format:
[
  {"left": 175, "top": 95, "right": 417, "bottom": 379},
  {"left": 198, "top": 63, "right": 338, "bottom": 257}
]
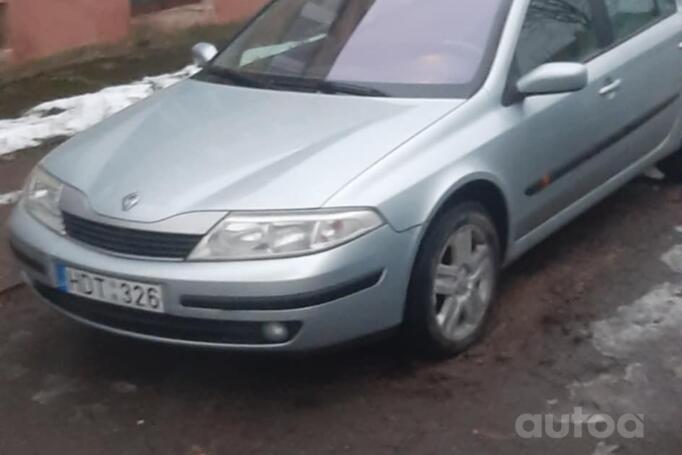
[
  {"left": 403, "top": 202, "right": 501, "bottom": 359},
  {"left": 658, "top": 147, "right": 682, "bottom": 181}
]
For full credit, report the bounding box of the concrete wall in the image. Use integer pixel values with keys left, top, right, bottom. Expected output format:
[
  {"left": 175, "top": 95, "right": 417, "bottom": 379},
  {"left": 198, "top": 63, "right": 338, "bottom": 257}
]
[
  {"left": 1, "top": 0, "right": 266, "bottom": 66},
  {"left": 214, "top": 0, "right": 267, "bottom": 23},
  {"left": 6, "top": 0, "right": 131, "bottom": 64}
]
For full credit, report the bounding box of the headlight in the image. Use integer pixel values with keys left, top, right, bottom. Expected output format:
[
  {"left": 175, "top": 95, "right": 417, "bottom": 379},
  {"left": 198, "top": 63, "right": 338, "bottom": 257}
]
[
  {"left": 189, "top": 209, "right": 384, "bottom": 261},
  {"left": 24, "top": 167, "right": 65, "bottom": 234}
]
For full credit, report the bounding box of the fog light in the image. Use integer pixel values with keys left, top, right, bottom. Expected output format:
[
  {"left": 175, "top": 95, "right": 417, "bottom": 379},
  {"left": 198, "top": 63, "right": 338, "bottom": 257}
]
[{"left": 262, "top": 322, "right": 289, "bottom": 343}]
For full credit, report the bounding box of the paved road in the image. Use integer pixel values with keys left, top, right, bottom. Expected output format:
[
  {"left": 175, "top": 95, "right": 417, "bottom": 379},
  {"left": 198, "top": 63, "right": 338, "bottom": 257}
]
[{"left": 2, "top": 141, "right": 682, "bottom": 454}]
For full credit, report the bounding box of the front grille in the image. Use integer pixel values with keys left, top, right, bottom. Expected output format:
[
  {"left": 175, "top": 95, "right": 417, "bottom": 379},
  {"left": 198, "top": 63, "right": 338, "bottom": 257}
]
[
  {"left": 35, "top": 284, "right": 302, "bottom": 345},
  {"left": 63, "top": 212, "right": 202, "bottom": 259}
]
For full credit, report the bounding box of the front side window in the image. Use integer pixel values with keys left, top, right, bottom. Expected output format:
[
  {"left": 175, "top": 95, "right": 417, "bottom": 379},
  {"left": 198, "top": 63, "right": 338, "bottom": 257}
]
[
  {"left": 605, "top": 0, "right": 673, "bottom": 42},
  {"left": 207, "top": 0, "right": 511, "bottom": 98},
  {"left": 515, "top": 0, "right": 602, "bottom": 76}
]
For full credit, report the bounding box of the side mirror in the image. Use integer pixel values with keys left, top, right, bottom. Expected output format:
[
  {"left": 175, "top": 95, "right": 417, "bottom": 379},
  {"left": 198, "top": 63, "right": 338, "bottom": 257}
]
[
  {"left": 192, "top": 42, "right": 218, "bottom": 67},
  {"left": 517, "top": 62, "right": 588, "bottom": 97}
]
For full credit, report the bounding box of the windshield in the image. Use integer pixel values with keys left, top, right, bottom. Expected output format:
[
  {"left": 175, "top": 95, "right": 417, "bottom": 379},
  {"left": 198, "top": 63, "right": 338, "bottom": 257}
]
[{"left": 205, "top": 0, "right": 511, "bottom": 98}]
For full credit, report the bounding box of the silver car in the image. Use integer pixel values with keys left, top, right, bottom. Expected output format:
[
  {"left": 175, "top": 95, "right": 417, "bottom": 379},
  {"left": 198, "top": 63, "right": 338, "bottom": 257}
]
[{"left": 9, "top": 0, "right": 682, "bottom": 357}]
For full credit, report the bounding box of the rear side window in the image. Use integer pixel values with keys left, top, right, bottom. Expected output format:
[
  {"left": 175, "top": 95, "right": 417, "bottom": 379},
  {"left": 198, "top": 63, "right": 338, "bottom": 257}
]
[
  {"left": 604, "top": 0, "right": 673, "bottom": 42},
  {"left": 515, "top": 0, "right": 602, "bottom": 76}
]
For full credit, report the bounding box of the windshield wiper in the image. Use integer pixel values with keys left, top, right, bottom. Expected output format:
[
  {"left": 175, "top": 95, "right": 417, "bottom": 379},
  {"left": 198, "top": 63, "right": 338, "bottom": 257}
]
[
  {"left": 260, "top": 76, "right": 388, "bottom": 97},
  {"left": 201, "top": 69, "right": 388, "bottom": 97},
  {"left": 202, "top": 67, "right": 270, "bottom": 89},
  {"left": 317, "top": 81, "right": 388, "bottom": 97}
]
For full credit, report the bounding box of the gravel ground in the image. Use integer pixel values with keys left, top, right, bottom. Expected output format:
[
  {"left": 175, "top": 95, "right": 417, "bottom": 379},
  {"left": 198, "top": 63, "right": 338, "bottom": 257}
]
[{"left": 2, "top": 53, "right": 682, "bottom": 455}]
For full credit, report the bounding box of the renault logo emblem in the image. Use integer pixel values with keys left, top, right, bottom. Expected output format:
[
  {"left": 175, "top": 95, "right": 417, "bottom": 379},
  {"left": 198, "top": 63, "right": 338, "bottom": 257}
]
[{"left": 122, "top": 192, "right": 140, "bottom": 211}]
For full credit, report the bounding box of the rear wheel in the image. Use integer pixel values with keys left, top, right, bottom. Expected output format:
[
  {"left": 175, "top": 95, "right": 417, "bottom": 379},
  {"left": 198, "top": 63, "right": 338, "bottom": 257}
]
[
  {"left": 658, "top": 146, "right": 682, "bottom": 181},
  {"left": 404, "top": 202, "right": 501, "bottom": 358}
]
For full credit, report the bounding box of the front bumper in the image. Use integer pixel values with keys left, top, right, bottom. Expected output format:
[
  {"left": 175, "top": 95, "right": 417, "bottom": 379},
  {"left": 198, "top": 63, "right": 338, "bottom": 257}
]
[{"left": 9, "top": 203, "right": 420, "bottom": 351}]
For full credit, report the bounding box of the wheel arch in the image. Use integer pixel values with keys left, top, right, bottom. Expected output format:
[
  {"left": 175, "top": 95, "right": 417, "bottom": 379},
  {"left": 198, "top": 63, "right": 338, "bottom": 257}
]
[
  {"left": 421, "top": 177, "right": 511, "bottom": 262},
  {"left": 401, "top": 176, "right": 511, "bottom": 353}
]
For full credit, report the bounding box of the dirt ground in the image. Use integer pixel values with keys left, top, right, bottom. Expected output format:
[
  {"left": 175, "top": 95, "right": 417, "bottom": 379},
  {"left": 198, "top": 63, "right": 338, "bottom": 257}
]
[{"left": 2, "top": 44, "right": 682, "bottom": 455}]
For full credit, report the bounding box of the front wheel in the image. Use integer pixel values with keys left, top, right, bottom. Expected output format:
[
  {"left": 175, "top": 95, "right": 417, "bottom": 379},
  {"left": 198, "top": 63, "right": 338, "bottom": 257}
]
[{"left": 404, "top": 202, "right": 501, "bottom": 358}]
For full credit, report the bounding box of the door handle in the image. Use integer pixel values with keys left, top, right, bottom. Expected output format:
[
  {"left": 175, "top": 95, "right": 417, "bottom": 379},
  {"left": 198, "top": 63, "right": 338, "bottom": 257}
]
[
  {"left": 599, "top": 79, "right": 622, "bottom": 97},
  {"left": 678, "top": 42, "right": 682, "bottom": 49}
]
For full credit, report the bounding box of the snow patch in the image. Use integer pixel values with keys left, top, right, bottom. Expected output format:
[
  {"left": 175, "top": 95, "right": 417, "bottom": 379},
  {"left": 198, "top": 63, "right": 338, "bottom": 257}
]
[
  {"left": 111, "top": 381, "right": 138, "bottom": 394},
  {"left": 663, "top": 355, "right": 682, "bottom": 380},
  {"left": 538, "top": 237, "right": 682, "bottom": 441},
  {"left": 0, "top": 65, "right": 198, "bottom": 156},
  {"left": 566, "top": 363, "right": 653, "bottom": 423},
  {"left": 591, "top": 282, "right": 682, "bottom": 359},
  {"left": 592, "top": 442, "right": 620, "bottom": 455},
  {"left": 641, "top": 166, "right": 665, "bottom": 181},
  {"left": 0, "top": 191, "right": 22, "bottom": 205},
  {"left": 661, "top": 245, "right": 682, "bottom": 273},
  {"left": 32, "top": 374, "right": 81, "bottom": 405},
  {"left": 568, "top": 364, "right": 648, "bottom": 405},
  {"left": 570, "top": 239, "right": 682, "bottom": 426},
  {"left": 0, "top": 363, "right": 29, "bottom": 381}
]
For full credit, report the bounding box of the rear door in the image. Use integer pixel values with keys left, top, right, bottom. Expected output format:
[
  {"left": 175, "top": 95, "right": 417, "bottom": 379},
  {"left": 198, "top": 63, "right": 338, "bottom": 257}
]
[{"left": 598, "top": 0, "right": 682, "bottom": 169}]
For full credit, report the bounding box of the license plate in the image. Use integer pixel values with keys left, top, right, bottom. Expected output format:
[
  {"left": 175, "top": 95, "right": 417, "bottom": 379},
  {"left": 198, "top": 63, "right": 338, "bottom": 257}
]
[{"left": 56, "top": 264, "right": 164, "bottom": 313}]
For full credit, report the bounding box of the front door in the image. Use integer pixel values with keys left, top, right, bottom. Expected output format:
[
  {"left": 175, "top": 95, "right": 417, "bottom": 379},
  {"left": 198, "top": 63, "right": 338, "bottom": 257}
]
[{"left": 506, "top": 0, "right": 632, "bottom": 236}]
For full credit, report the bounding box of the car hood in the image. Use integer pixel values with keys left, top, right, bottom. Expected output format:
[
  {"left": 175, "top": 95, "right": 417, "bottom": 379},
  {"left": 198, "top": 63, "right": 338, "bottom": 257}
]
[{"left": 44, "top": 79, "right": 462, "bottom": 222}]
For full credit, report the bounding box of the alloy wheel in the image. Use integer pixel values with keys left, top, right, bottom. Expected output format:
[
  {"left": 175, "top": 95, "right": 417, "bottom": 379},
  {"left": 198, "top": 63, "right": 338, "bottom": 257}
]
[{"left": 432, "top": 224, "right": 495, "bottom": 342}]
